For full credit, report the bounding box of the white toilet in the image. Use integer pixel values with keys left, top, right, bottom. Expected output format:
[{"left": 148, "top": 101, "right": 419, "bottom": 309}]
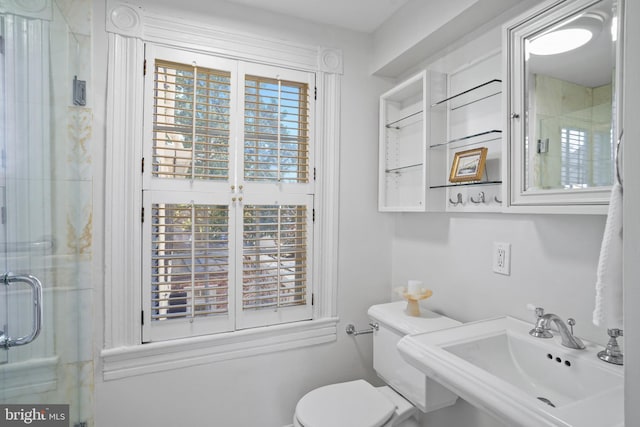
[{"left": 293, "top": 301, "right": 461, "bottom": 427}]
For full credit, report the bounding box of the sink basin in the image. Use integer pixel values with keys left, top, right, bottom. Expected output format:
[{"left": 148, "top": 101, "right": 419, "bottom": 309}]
[{"left": 398, "top": 316, "right": 623, "bottom": 427}]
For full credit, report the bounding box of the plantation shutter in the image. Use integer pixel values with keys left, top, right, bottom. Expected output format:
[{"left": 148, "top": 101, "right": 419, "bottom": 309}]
[
  {"left": 142, "top": 192, "right": 236, "bottom": 342},
  {"left": 150, "top": 203, "right": 230, "bottom": 319},
  {"left": 236, "top": 63, "right": 314, "bottom": 329},
  {"left": 142, "top": 46, "right": 314, "bottom": 341},
  {"left": 561, "top": 127, "right": 587, "bottom": 188},
  {"left": 244, "top": 75, "right": 310, "bottom": 183},
  {"left": 237, "top": 196, "right": 313, "bottom": 329},
  {"left": 152, "top": 60, "right": 231, "bottom": 181},
  {"left": 142, "top": 46, "right": 238, "bottom": 342}
]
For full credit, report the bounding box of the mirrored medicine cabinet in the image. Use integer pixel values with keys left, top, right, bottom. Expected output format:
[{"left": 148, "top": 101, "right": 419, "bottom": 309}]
[{"left": 504, "top": 0, "right": 623, "bottom": 213}]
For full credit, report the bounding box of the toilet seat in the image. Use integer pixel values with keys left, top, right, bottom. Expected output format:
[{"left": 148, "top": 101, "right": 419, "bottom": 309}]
[{"left": 295, "top": 380, "right": 396, "bottom": 427}]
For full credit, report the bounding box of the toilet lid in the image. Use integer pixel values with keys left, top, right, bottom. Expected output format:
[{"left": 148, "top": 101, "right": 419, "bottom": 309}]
[{"left": 295, "top": 380, "right": 396, "bottom": 427}]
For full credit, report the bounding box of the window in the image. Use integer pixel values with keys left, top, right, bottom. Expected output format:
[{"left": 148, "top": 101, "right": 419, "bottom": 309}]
[
  {"left": 142, "top": 46, "right": 315, "bottom": 342},
  {"left": 560, "top": 126, "right": 613, "bottom": 189},
  {"left": 103, "top": 8, "right": 341, "bottom": 375},
  {"left": 561, "top": 127, "right": 587, "bottom": 188},
  {"left": 244, "top": 75, "right": 310, "bottom": 183},
  {"left": 151, "top": 59, "right": 231, "bottom": 181}
]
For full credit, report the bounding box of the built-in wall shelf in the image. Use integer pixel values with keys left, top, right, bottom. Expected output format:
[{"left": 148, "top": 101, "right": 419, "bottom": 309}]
[
  {"left": 430, "top": 129, "right": 502, "bottom": 149},
  {"left": 385, "top": 163, "right": 423, "bottom": 174},
  {"left": 377, "top": 52, "right": 503, "bottom": 213},
  {"left": 430, "top": 180, "right": 502, "bottom": 189},
  {"left": 431, "top": 79, "right": 502, "bottom": 109},
  {"left": 430, "top": 52, "right": 504, "bottom": 212},
  {"left": 378, "top": 71, "right": 428, "bottom": 212},
  {"left": 385, "top": 110, "right": 423, "bottom": 129}
]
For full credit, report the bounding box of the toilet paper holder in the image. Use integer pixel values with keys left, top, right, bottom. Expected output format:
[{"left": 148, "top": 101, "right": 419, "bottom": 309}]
[{"left": 345, "top": 322, "right": 379, "bottom": 336}]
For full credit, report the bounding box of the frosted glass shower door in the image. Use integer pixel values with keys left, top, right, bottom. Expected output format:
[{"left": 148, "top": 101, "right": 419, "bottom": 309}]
[{"left": 0, "top": 0, "right": 56, "bottom": 391}]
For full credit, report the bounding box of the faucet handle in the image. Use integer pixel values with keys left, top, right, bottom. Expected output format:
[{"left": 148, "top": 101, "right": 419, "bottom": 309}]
[
  {"left": 527, "top": 305, "right": 553, "bottom": 338},
  {"left": 567, "top": 318, "right": 576, "bottom": 335},
  {"left": 526, "top": 304, "right": 545, "bottom": 319},
  {"left": 598, "top": 329, "right": 624, "bottom": 365},
  {"left": 608, "top": 328, "right": 623, "bottom": 338}
]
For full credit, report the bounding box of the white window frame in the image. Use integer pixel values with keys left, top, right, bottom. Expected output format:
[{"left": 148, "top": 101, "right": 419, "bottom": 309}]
[{"left": 101, "top": 1, "right": 342, "bottom": 380}]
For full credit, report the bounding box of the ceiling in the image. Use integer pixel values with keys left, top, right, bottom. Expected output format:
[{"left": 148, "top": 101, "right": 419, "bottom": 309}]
[
  {"left": 221, "top": 0, "right": 410, "bottom": 33},
  {"left": 217, "top": 0, "right": 613, "bottom": 85}
]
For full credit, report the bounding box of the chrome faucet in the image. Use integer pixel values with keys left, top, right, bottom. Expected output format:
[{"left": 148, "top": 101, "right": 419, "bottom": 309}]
[{"left": 529, "top": 308, "right": 585, "bottom": 350}]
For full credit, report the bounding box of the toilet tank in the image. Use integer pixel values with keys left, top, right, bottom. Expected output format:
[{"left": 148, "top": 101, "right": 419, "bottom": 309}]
[{"left": 368, "top": 301, "right": 460, "bottom": 413}]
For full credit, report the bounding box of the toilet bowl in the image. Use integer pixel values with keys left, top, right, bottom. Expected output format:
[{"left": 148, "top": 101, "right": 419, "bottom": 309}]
[{"left": 293, "top": 302, "right": 461, "bottom": 427}]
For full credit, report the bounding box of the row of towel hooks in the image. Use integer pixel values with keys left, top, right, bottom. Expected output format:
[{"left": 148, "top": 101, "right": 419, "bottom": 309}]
[{"left": 449, "top": 191, "right": 501, "bottom": 206}]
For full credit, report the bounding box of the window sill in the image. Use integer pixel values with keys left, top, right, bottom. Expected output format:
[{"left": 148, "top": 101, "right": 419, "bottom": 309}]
[{"left": 101, "top": 317, "right": 338, "bottom": 381}]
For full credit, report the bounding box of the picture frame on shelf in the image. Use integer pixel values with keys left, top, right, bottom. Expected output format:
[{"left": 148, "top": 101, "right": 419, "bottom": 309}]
[{"left": 449, "top": 147, "right": 488, "bottom": 183}]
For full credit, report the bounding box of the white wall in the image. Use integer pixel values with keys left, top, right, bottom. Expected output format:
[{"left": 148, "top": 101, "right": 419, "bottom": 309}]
[
  {"left": 371, "top": 0, "right": 529, "bottom": 76},
  {"left": 622, "top": 1, "right": 640, "bottom": 425},
  {"left": 391, "top": 213, "right": 605, "bottom": 331},
  {"left": 372, "top": 0, "right": 476, "bottom": 74},
  {"left": 92, "top": 1, "right": 395, "bottom": 426}
]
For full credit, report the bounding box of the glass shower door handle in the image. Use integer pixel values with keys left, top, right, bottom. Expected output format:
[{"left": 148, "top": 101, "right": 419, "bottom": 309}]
[{"left": 0, "top": 272, "right": 43, "bottom": 348}]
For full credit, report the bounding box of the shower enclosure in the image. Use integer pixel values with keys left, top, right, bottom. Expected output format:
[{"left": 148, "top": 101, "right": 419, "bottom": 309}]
[{"left": 0, "top": 0, "right": 93, "bottom": 425}]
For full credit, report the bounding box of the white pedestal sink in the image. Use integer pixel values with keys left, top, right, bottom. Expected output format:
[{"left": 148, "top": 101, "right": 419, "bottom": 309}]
[{"left": 398, "top": 316, "right": 623, "bottom": 427}]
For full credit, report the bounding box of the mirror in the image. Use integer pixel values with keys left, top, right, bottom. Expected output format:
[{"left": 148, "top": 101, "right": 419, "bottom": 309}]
[{"left": 505, "top": 0, "right": 622, "bottom": 211}]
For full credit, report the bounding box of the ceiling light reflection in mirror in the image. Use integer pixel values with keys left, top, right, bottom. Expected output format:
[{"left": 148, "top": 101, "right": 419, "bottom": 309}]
[
  {"left": 527, "top": 11, "right": 607, "bottom": 57},
  {"left": 528, "top": 28, "right": 593, "bottom": 55}
]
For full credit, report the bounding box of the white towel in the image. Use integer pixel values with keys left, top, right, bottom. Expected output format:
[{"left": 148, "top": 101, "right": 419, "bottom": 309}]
[{"left": 593, "top": 180, "right": 623, "bottom": 329}]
